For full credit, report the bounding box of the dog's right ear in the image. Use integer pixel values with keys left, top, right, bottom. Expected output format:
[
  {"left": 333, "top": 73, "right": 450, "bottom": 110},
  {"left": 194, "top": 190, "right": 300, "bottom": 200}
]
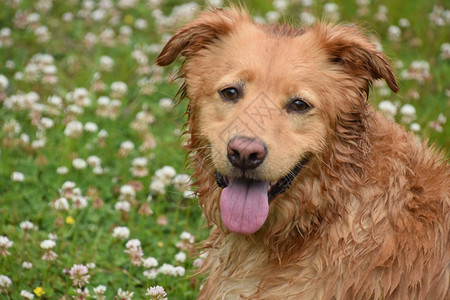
[{"left": 156, "top": 8, "right": 247, "bottom": 66}]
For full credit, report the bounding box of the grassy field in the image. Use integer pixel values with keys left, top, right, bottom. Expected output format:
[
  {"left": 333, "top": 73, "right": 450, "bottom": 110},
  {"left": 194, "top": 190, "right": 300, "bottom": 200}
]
[{"left": 0, "top": 0, "right": 448, "bottom": 299}]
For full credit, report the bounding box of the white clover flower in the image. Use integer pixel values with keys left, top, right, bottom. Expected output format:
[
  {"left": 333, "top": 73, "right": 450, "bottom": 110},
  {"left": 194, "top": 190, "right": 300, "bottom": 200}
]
[
  {"left": 175, "top": 251, "right": 187, "bottom": 263},
  {"left": 74, "top": 288, "right": 90, "bottom": 298},
  {"left": 73, "top": 158, "right": 87, "bottom": 170},
  {"left": 3, "top": 119, "right": 21, "bottom": 136},
  {"left": 0, "top": 274, "right": 12, "bottom": 290},
  {"left": 51, "top": 197, "right": 69, "bottom": 211},
  {"left": 193, "top": 257, "right": 204, "bottom": 268},
  {"left": 0, "top": 28, "right": 13, "bottom": 48},
  {"left": 72, "top": 195, "right": 88, "bottom": 209},
  {"left": 266, "top": 11, "right": 280, "bottom": 23},
  {"left": 39, "top": 117, "right": 54, "bottom": 129},
  {"left": 99, "top": 55, "right": 114, "bottom": 72},
  {"left": 97, "top": 95, "right": 111, "bottom": 107},
  {"left": 440, "top": 43, "right": 450, "bottom": 60},
  {"left": 158, "top": 263, "right": 177, "bottom": 276},
  {"left": 146, "top": 285, "right": 167, "bottom": 299},
  {"left": 0, "top": 74, "right": 8, "bottom": 91},
  {"left": 398, "top": 18, "right": 410, "bottom": 28},
  {"left": 117, "top": 288, "right": 134, "bottom": 300},
  {"left": 154, "top": 166, "right": 176, "bottom": 184},
  {"left": 62, "top": 181, "right": 76, "bottom": 191},
  {"left": 31, "top": 139, "right": 46, "bottom": 149},
  {"left": 40, "top": 239, "right": 56, "bottom": 250},
  {"left": 35, "top": 0, "right": 53, "bottom": 12},
  {"left": 400, "top": 104, "right": 416, "bottom": 124},
  {"left": 273, "top": 0, "right": 288, "bottom": 12},
  {"left": 410, "top": 123, "right": 421, "bottom": 132},
  {"left": 84, "top": 32, "right": 98, "bottom": 48},
  {"left": 21, "top": 290, "right": 35, "bottom": 299},
  {"left": 134, "top": 18, "right": 148, "bottom": 30},
  {"left": 183, "top": 190, "right": 195, "bottom": 199},
  {"left": 402, "top": 60, "right": 431, "bottom": 83},
  {"left": 48, "top": 95, "right": 62, "bottom": 107},
  {"left": 91, "top": 9, "right": 106, "bottom": 22},
  {"left": 62, "top": 12, "right": 74, "bottom": 22},
  {"left": 143, "top": 269, "right": 158, "bottom": 280},
  {"left": 119, "top": 24, "right": 132, "bottom": 37},
  {"left": 87, "top": 156, "right": 101, "bottom": 167},
  {"left": 22, "top": 261, "right": 33, "bottom": 269},
  {"left": 174, "top": 266, "right": 185, "bottom": 276},
  {"left": 125, "top": 239, "right": 141, "bottom": 249},
  {"left": 150, "top": 180, "right": 166, "bottom": 195},
  {"left": 119, "top": 185, "right": 136, "bottom": 202},
  {"left": 67, "top": 87, "right": 90, "bottom": 106},
  {"left": 206, "top": 0, "right": 223, "bottom": 8},
  {"left": 323, "top": 3, "right": 340, "bottom": 20},
  {"left": 84, "top": 122, "right": 98, "bottom": 132},
  {"left": 93, "top": 284, "right": 107, "bottom": 295},
  {"left": 143, "top": 257, "right": 158, "bottom": 268},
  {"left": 110, "top": 81, "right": 128, "bottom": 98},
  {"left": 121, "top": 140, "right": 135, "bottom": 151},
  {"left": 20, "top": 221, "right": 37, "bottom": 231},
  {"left": 87, "top": 263, "right": 95, "bottom": 270},
  {"left": 172, "top": 174, "right": 191, "bottom": 192},
  {"left": 67, "top": 104, "right": 83, "bottom": 115},
  {"left": 131, "top": 157, "right": 148, "bottom": 177},
  {"left": 93, "top": 166, "right": 106, "bottom": 175},
  {"left": 19, "top": 133, "right": 29, "bottom": 144},
  {"left": 115, "top": 201, "right": 131, "bottom": 212},
  {"left": 180, "top": 231, "right": 194, "bottom": 244},
  {"left": 64, "top": 120, "right": 83, "bottom": 138},
  {"left": 378, "top": 100, "right": 397, "bottom": 119},
  {"left": 118, "top": 0, "right": 138, "bottom": 9},
  {"left": 98, "top": 129, "right": 109, "bottom": 139},
  {"left": 34, "top": 25, "right": 51, "bottom": 43},
  {"left": 124, "top": 239, "right": 143, "bottom": 266},
  {"left": 112, "top": 226, "right": 130, "bottom": 240},
  {"left": 158, "top": 98, "right": 174, "bottom": 110},
  {"left": 387, "top": 25, "right": 401, "bottom": 42},
  {"left": 356, "top": 0, "right": 369, "bottom": 6},
  {"left": 11, "top": 171, "right": 25, "bottom": 182},
  {"left": 69, "top": 264, "right": 90, "bottom": 288},
  {"left": 0, "top": 236, "right": 13, "bottom": 256}
]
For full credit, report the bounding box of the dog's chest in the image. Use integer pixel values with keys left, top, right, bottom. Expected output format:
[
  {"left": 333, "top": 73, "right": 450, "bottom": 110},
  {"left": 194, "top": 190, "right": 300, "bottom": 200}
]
[{"left": 202, "top": 239, "right": 331, "bottom": 299}]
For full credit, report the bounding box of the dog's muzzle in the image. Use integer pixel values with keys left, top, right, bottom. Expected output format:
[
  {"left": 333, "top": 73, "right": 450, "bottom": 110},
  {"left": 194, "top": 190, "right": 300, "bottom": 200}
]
[{"left": 215, "top": 156, "right": 310, "bottom": 202}]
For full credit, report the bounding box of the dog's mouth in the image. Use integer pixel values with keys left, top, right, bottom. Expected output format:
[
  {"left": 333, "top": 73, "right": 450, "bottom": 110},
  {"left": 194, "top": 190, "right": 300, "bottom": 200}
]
[{"left": 215, "top": 157, "right": 309, "bottom": 235}]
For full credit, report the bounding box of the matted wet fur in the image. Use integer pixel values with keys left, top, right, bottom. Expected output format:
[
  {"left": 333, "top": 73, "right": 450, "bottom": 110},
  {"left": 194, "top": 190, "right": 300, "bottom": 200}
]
[{"left": 156, "top": 7, "right": 449, "bottom": 300}]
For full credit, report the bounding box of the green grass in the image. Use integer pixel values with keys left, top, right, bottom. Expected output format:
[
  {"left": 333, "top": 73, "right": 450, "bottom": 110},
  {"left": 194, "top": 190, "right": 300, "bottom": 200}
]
[{"left": 0, "top": 0, "right": 448, "bottom": 299}]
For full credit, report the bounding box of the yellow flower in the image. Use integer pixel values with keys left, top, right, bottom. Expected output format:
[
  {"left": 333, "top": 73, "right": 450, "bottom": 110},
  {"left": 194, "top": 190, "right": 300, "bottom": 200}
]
[
  {"left": 34, "top": 286, "right": 45, "bottom": 297},
  {"left": 157, "top": 241, "right": 164, "bottom": 248},
  {"left": 124, "top": 14, "right": 134, "bottom": 24},
  {"left": 65, "top": 216, "right": 75, "bottom": 224}
]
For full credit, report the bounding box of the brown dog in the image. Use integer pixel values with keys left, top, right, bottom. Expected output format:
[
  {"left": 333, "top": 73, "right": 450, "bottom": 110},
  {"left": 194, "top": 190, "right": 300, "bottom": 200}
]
[{"left": 157, "top": 7, "right": 449, "bottom": 299}]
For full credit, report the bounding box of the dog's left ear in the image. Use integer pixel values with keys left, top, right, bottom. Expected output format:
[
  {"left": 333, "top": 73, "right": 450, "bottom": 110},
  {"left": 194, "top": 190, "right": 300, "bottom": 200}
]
[
  {"left": 156, "top": 8, "right": 247, "bottom": 66},
  {"left": 319, "top": 25, "right": 399, "bottom": 93}
]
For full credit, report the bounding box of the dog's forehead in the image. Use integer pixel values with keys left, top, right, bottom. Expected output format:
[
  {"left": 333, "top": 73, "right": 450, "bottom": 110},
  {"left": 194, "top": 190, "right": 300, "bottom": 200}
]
[
  {"left": 206, "top": 27, "right": 327, "bottom": 96},
  {"left": 221, "top": 26, "right": 321, "bottom": 67}
]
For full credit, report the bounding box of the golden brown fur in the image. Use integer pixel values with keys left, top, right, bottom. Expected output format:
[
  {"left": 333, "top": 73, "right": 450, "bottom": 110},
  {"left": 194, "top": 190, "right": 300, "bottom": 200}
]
[{"left": 157, "top": 7, "right": 449, "bottom": 299}]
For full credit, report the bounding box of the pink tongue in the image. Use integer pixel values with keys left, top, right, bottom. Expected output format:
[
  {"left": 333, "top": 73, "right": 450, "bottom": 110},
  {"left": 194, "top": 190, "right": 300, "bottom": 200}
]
[{"left": 220, "top": 178, "right": 270, "bottom": 234}]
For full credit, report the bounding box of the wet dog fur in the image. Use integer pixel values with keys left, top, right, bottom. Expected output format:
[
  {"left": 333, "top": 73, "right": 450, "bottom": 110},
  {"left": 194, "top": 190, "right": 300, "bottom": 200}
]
[{"left": 157, "top": 7, "right": 449, "bottom": 299}]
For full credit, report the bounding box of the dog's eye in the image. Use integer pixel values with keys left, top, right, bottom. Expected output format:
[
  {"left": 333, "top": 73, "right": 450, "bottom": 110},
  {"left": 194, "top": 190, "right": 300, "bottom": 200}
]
[
  {"left": 219, "top": 87, "right": 240, "bottom": 101},
  {"left": 288, "top": 98, "right": 311, "bottom": 113}
]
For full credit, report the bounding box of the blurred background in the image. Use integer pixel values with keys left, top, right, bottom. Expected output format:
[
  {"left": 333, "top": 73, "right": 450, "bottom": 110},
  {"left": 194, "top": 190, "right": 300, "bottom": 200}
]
[{"left": 0, "top": 0, "right": 448, "bottom": 299}]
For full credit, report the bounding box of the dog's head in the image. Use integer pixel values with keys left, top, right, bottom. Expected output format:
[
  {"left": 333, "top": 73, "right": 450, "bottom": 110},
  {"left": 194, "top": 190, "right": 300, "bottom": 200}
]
[{"left": 157, "top": 7, "right": 398, "bottom": 235}]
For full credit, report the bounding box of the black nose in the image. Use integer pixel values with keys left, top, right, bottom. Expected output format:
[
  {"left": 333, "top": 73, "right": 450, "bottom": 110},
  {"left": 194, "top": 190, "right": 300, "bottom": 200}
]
[{"left": 227, "top": 137, "right": 267, "bottom": 170}]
